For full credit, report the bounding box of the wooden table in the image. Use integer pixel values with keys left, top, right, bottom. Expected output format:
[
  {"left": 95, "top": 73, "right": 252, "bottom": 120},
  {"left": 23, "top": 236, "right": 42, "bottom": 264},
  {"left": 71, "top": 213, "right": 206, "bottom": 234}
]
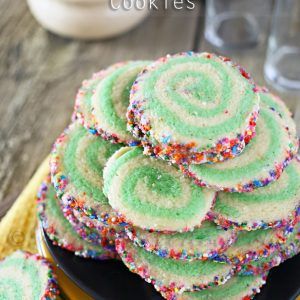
[{"left": 0, "top": 0, "right": 299, "bottom": 217}]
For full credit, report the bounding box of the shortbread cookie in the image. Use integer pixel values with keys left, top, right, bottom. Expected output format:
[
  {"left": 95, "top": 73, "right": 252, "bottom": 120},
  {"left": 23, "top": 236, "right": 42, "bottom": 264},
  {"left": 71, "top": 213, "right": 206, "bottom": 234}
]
[
  {"left": 212, "top": 158, "right": 300, "bottom": 230},
  {"left": 280, "top": 220, "right": 300, "bottom": 261},
  {"left": 103, "top": 146, "right": 216, "bottom": 232},
  {"left": 74, "top": 61, "right": 150, "bottom": 144},
  {"left": 61, "top": 203, "right": 117, "bottom": 247},
  {"left": 176, "top": 274, "right": 266, "bottom": 300},
  {"left": 73, "top": 63, "right": 123, "bottom": 135},
  {"left": 125, "top": 220, "right": 237, "bottom": 261},
  {"left": 37, "top": 179, "right": 117, "bottom": 259},
  {"left": 239, "top": 222, "right": 300, "bottom": 276},
  {"left": 182, "top": 105, "right": 298, "bottom": 192},
  {"left": 127, "top": 52, "right": 259, "bottom": 165},
  {"left": 238, "top": 253, "right": 282, "bottom": 277},
  {"left": 220, "top": 227, "right": 287, "bottom": 265},
  {"left": 0, "top": 251, "right": 59, "bottom": 300},
  {"left": 50, "top": 122, "right": 122, "bottom": 227},
  {"left": 115, "top": 238, "right": 234, "bottom": 294},
  {"left": 259, "top": 88, "right": 298, "bottom": 148}
]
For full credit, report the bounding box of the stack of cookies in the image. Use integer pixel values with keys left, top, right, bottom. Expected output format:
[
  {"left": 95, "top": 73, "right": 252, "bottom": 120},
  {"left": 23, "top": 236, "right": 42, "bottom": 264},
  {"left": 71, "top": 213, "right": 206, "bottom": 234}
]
[{"left": 37, "top": 52, "right": 300, "bottom": 300}]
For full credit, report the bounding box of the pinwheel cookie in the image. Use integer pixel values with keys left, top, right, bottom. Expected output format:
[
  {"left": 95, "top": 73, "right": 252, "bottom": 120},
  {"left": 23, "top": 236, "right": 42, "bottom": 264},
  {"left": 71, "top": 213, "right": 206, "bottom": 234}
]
[
  {"left": 258, "top": 88, "right": 298, "bottom": 148},
  {"left": 0, "top": 251, "right": 59, "bottom": 300},
  {"left": 182, "top": 103, "right": 298, "bottom": 193},
  {"left": 127, "top": 52, "right": 259, "bottom": 165},
  {"left": 239, "top": 221, "right": 300, "bottom": 276},
  {"left": 50, "top": 122, "right": 123, "bottom": 227},
  {"left": 115, "top": 238, "right": 234, "bottom": 295},
  {"left": 176, "top": 274, "right": 266, "bottom": 300},
  {"left": 37, "top": 178, "right": 117, "bottom": 259},
  {"left": 74, "top": 61, "right": 150, "bottom": 144},
  {"left": 219, "top": 227, "right": 288, "bottom": 265},
  {"left": 103, "top": 146, "right": 216, "bottom": 232},
  {"left": 125, "top": 220, "right": 237, "bottom": 261},
  {"left": 211, "top": 157, "right": 300, "bottom": 230}
]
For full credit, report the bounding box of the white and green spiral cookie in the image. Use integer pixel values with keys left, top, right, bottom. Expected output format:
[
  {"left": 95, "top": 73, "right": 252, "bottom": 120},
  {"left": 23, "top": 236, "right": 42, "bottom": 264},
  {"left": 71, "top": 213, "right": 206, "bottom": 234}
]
[
  {"left": 239, "top": 222, "right": 300, "bottom": 276},
  {"left": 176, "top": 274, "right": 266, "bottom": 300},
  {"left": 212, "top": 157, "right": 300, "bottom": 230},
  {"left": 115, "top": 238, "right": 234, "bottom": 294},
  {"left": 237, "top": 253, "right": 282, "bottom": 277},
  {"left": 183, "top": 104, "right": 298, "bottom": 193},
  {"left": 258, "top": 88, "right": 298, "bottom": 148},
  {"left": 74, "top": 61, "right": 150, "bottom": 144},
  {"left": 50, "top": 122, "right": 123, "bottom": 227},
  {"left": 103, "top": 146, "right": 216, "bottom": 232},
  {"left": 220, "top": 227, "right": 287, "bottom": 265},
  {"left": 37, "top": 178, "right": 118, "bottom": 259},
  {"left": 70, "top": 205, "right": 124, "bottom": 236},
  {"left": 128, "top": 52, "right": 259, "bottom": 165},
  {"left": 280, "top": 220, "right": 300, "bottom": 260},
  {"left": 0, "top": 251, "right": 59, "bottom": 300},
  {"left": 125, "top": 221, "right": 237, "bottom": 261},
  {"left": 91, "top": 60, "right": 151, "bottom": 145}
]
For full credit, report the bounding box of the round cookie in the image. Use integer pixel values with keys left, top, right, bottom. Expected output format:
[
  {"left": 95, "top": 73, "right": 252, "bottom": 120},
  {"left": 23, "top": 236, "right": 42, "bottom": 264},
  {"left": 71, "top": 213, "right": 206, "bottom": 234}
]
[
  {"left": 280, "top": 220, "right": 300, "bottom": 260},
  {"left": 176, "top": 274, "right": 266, "bottom": 300},
  {"left": 74, "top": 61, "right": 151, "bottom": 145},
  {"left": 0, "top": 251, "right": 59, "bottom": 300},
  {"left": 50, "top": 122, "right": 123, "bottom": 227},
  {"left": 115, "top": 238, "right": 234, "bottom": 294},
  {"left": 212, "top": 157, "right": 300, "bottom": 230},
  {"left": 238, "top": 253, "right": 282, "bottom": 277},
  {"left": 103, "top": 146, "right": 216, "bottom": 232},
  {"left": 39, "top": 175, "right": 116, "bottom": 246},
  {"left": 66, "top": 203, "right": 125, "bottom": 239},
  {"left": 125, "top": 220, "right": 237, "bottom": 261},
  {"left": 127, "top": 52, "right": 259, "bottom": 165},
  {"left": 61, "top": 202, "right": 117, "bottom": 246},
  {"left": 37, "top": 178, "right": 118, "bottom": 259},
  {"left": 239, "top": 222, "right": 300, "bottom": 276},
  {"left": 220, "top": 227, "right": 287, "bottom": 265},
  {"left": 73, "top": 63, "right": 123, "bottom": 134},
  {"left": 182, "top": 104, "right": 298, "bottom": 193},
  {"left": 59, "top": 200, "right": 125, "bottom": 242},
  {"left": 258, "top": 88, "right": 298, "bottom": 148}
]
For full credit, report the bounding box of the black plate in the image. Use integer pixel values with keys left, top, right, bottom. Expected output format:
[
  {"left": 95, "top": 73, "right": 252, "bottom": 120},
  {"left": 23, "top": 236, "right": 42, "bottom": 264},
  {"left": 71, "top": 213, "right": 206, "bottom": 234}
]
[{"left": 43, "top": 230, "right": 300, "bottom": 300}]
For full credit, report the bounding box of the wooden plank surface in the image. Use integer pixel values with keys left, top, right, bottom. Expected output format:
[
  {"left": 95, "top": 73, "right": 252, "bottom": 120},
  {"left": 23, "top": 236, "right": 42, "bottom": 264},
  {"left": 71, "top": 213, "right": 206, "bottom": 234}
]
[{"left": 0, "top": 0, "right": 202, "bottom": 217}]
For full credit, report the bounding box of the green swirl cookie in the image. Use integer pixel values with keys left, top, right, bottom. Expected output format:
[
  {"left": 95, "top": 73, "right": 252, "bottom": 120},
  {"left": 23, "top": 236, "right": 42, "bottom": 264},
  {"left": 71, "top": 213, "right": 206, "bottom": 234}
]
[
  {"left": 280, "top": 220, "right": 300, "bottom": 260},
  {"left": 212, "top": 157, "right": 300, "bottom": 230},
  {"left": 37, "top": 177, "right": 118, "bottom": 259},
  {"left": 258, "top": 88, "right": 298, "bottom": 149},
  {"left": 74, "top": 61, "right": 150, "bottom": 144},
  {"left": 0, "top": 251, "right": 59, "bottom": 300},
  {"left": 183, "top": 104, "right": 298, "bottom": 193},
  {"left": 125, "top": 220, "right": 237, "bottom": 261},
  {"left": 220, "top": 227, "right": 286, "bottom": 265},
  {"left": 128, "top": 52, "right": 259, "bottom": 165},
  {"left": 176, "top": 274, "right": 266, "bottom": 300},
  {"left": 115, "top": 238, "right": 234, "bottom": 294},
  {"left": 103, "top": 146, "right": 216, "bottom": 232},
  {"left": 50, "top": 122, "right": 122, "bottom": 226},
  {"left": 71, "top": 205, "right": 124, "bottom": 238},
  {"left": 239, "top": 221, "right": 300, "bottom": 276}
]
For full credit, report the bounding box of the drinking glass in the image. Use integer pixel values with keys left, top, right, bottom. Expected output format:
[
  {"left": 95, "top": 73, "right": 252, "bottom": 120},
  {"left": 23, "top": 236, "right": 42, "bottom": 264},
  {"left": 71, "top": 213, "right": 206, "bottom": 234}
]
[
  {"left": 205, "top": 0, "right": 272, "bottom": 51},
  {"left": 264, "top": 0, "right": 300, "bottom": 92}
]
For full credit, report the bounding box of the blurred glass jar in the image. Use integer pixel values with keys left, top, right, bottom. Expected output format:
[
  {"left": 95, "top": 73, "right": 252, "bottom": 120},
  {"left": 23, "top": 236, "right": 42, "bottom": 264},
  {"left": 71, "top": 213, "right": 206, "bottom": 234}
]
[
  {"left": 264, "top": 0, "right": 300, "bottom": 92},
  {"left": 205, "top": 0, "right": 272, "bottom": 51},
  {"left": 27, "top": 0, "right": 149, "bottom": 40}
]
